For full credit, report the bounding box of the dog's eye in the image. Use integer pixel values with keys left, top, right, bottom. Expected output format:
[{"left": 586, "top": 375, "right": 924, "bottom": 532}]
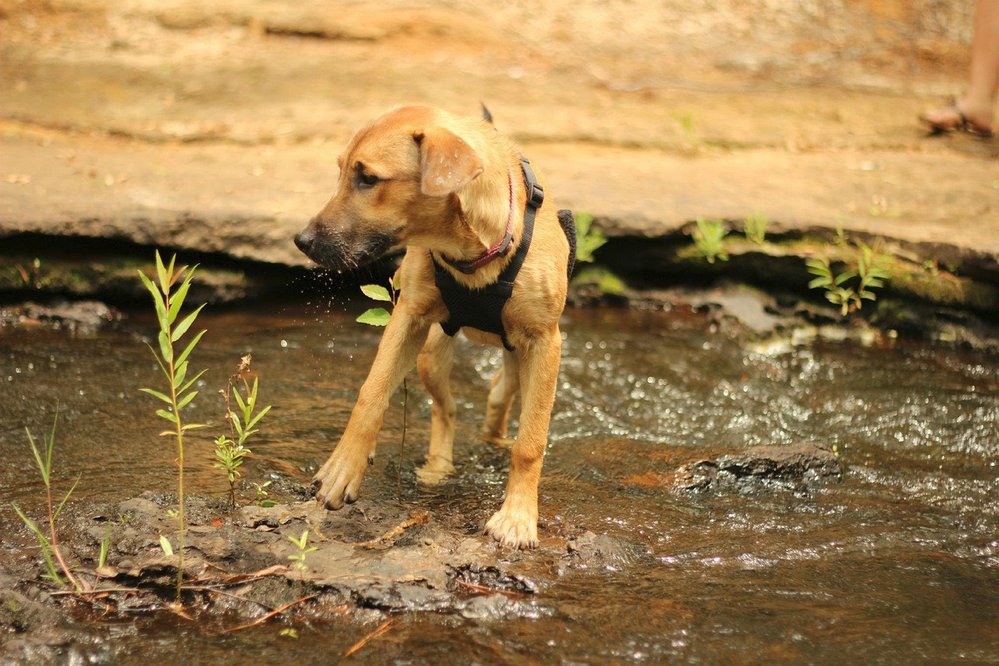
[{"left": 356, "top": 165, "right": 380, "bottom": 190}]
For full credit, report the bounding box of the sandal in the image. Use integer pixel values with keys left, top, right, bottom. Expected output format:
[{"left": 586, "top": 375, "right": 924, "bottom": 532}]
[{"left": 920, "top": 100, "right": 994, "bottom": 138}]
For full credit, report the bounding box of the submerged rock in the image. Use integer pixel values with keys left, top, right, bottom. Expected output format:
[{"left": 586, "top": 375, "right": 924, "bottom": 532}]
[{"left": 674, "top": 443, "right": 841, "bottom": 492}]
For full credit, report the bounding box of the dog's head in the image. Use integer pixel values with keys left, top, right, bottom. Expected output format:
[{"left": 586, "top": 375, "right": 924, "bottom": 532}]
[{"left": 294, "top": 106, "right": 486, "bottom": 272}]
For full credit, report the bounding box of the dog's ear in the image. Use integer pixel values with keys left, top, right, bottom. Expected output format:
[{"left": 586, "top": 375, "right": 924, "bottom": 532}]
[{"left": 413, "top": 127, "right": 484, "bottom": 197}]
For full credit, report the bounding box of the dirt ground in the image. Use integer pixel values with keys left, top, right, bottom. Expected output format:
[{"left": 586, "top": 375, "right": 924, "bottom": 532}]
[{"left": 1, "top": 0, "right": 997, "bottom": 268}]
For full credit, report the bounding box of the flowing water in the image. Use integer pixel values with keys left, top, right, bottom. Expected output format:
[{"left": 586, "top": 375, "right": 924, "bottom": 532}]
[{"left": 2, "top": 299, "right": 999, "bottom": 663}]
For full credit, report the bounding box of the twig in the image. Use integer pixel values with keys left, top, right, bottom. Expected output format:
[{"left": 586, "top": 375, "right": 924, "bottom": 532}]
[
  {"left": 344, "top": 618, "right": 397, "bottom": 658},
  {"left": 49, "top": 586, "right": 141, "bottom": 597},
  {"left": 454, "top": 579, "right": 526, "bottom": 599},
  {"left": 203, "top": 587, "right": 275, "bottom": 612},
  {"left": 187, "top": 563, "right": 288, "bottom": 587},
  {"left": 219, "top": 594, "right": 316, "bottom": 634},
  {"left": 355, "top": 510, "right": 429, "bottom": 550}
]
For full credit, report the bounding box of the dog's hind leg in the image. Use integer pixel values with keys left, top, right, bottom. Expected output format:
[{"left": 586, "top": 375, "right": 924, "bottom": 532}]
[
  {"left": 483, "top": 349, "right": 519, "bottom": 447},
  {"left": 416, "top": 326, "right": 457, "bottom": 484}
]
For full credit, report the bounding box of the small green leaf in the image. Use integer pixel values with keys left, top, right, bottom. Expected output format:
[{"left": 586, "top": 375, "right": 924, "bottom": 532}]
[
  {"left": 167, "top": 274, "right": 193, "bottom": 325},
  {"left": 246, "top": 405, "right": 272, "bottom": 431},
  {"left": 360, "top": 284, "right": 392, "bottom": 302},
  {"left": 178, "top": 368, "right": 207, "bottom": 395},
  {"left": 176, "top": 390, "right": 198, "bottom": 410},
  {"left": 157, "top": 330, "right": 173, "bottom": 363},
  {"left": 232, "top": 388, "right": 247, "bottom": 413},
  {"left": 230, "top": 411, "right": 244, "bottom": 437},
  {"left": 357, "top": 308, "right": 391, "bottom": 327},
  {"left": 154, "top": 251, "right": 170, "bottom": 293},
  {"left": 139, "top": 387, "right": 173, "bottom": 405},
  {"left": 156, "top": 409, "right": 179, "bottom": 424},
  {"left": 159, "top": 535, "right": 174, "bottom": 556},
  {"left": 171, "top": 304, "right": 205, "bottom": 342},
  {"left": 174, "top": 361, "right": 188, "bottom": 389},
  {"left": 25, "top": 429, "right": 49, "bottom": 484},
  {"left": 176, "top": 330, "right": 206, "bottom": 368},
  {"left": 53, "top": 474, "right": 81, "bottom": 521},
  {"left": 808, "top": 276, "right": 830, "bottom": 289}
]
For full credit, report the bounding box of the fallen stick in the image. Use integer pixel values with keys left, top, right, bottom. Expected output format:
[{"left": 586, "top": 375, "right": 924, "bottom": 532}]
[
  {"left": 219, "top": 594, "right": 317, "bottom": 634},
  {"left": 356, "top": 510, "right": 429, "bottom": 550},
  {"left": 344, "top": 617, "right": 397, "bottom": 658}
]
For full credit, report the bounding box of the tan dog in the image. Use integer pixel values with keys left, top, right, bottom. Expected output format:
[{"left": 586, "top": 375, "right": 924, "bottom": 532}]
[{"left": 294, "top": 105, "right": 570, "bottom": 548}]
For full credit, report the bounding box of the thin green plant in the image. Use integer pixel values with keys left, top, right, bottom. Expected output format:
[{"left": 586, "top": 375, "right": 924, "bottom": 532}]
[
  {"left": 11, "top": 410, "right": 85, "bottom": 592},
  {"left": 744, "top": 212, "right": 768, "bottom": 245},
  {"left": 806, "top": 240, "right": 891, "bottom": 316},
  {"left": 215, "top": 355, "right": 272, "bottom": 509},
  {"left": 287, "top": 529, "right": 317, "bottom": 572},
  {"left": 692, "top": 218, "right": 729, "bottom": 264},
  {"left": 855, "top": 243, "right": 891, "bottom": 304},
  {"left": 357, "top": 277, "right": 407, "bottom": 496},
  {"left": 805, "top": 256, "right": 858, "bottom": 316},
  {"left": 97, "top": 527, "right": 111, "bottom": 570},
  {"left": 138, "top": 250, "right": 208, "bottom": 601},
  {"left": 252, "top": 480, "right": 276, "bottom": 507}
]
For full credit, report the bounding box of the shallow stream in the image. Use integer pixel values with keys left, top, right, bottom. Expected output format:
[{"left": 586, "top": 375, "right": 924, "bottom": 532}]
[{"left": 2, "top": 299, "right": 999, "bottom": 663}]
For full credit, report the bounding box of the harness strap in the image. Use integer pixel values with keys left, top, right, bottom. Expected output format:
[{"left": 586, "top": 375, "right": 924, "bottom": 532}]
[{"left": 432, "top": 158, "right": 544, "bottom": 351}]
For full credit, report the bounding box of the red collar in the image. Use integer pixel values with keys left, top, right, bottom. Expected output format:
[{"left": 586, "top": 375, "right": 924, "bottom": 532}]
[{"left": 440, "top": 169, "right": 515, "bottom": 275}]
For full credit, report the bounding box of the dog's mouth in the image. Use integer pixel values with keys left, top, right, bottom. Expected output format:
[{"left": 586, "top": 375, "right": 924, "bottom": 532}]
[{"left": 297, "top": 228, "right": 401, "bottom": 273}]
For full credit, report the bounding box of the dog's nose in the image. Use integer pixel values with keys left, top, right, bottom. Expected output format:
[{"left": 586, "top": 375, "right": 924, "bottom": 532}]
[{"left": 294, "top": 227, "right": 315, "bottom": 254}]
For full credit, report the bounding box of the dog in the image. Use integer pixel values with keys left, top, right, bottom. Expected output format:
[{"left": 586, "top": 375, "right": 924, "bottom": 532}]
[{"left": 294, "top": 105, "right": 572, "bottom": 548}]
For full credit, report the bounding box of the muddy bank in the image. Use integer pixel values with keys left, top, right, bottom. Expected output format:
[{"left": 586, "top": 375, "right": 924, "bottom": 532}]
[{"left": 2, "top": 437, "right": 840, "bottom": 661}]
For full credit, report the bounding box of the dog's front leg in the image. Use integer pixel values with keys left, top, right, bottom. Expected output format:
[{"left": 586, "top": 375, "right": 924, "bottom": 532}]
[
  {"left": 485, "top": 326, "right": 562, "bottom": 548},
  {"left": 313, "top": 308, "right": 431, "bottom": 509}
]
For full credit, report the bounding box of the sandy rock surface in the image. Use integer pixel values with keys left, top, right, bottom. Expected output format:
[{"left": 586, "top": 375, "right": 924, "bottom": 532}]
[{"left": 0, "top": 0, "right": 996, "bottom": 268}]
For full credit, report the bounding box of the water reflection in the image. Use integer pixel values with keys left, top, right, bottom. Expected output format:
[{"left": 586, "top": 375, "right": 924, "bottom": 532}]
[{"left": 1, "top": 302, "right": 998, "bottom": 661}]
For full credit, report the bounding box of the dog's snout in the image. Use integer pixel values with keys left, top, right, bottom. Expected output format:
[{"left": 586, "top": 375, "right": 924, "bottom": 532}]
[{"left": 294, "top": 226, "right": 315, "bottom": 254}]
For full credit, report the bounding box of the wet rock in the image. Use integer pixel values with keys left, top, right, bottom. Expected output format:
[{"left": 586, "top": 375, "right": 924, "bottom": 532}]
[
  {"left": 456, "top": 593, "right": 544, "bottom": 621},
  {"left": 565, "top": 531, "right": 646, "bottom": 568},
  {"left": 448, "top": 563, "right": 539, "bottom": 595},
  {"left": 0, "top": 300, "right": 120, "bottom": 333},
  {"left": 674, "top": 443, "right": 841, "bottom": 492}
]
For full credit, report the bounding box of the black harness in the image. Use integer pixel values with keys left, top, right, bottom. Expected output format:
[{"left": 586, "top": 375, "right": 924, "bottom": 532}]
[{"left": 432, "top": 157, "right": 576, "bottom": 351}]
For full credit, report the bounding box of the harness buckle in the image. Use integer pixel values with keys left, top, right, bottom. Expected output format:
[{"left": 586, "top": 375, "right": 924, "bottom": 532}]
[
  {"left": 527, "top": 182, "right": 545, "bottom": 209},
  {"left": 520, "top": 158, "right": 545, "bottom": 209}
]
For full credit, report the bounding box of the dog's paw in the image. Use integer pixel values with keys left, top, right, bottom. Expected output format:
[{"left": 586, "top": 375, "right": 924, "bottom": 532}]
[
  {"left": 312, "top": 448, "right": 371, "bottom": 510},
  {"left": 485, "top": 502, "right": 538, "bottom": 549},
  {"left": 482, "top": 433, "right": 515, "bottom": 449},
  {"left": 415, "top": 456, "right": 455, "bottom": 485}
]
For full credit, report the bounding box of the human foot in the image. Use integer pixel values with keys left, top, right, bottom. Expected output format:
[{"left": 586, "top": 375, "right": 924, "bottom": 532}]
[{"left": 920, "top": 100, "right": 993, "bottom": 138}]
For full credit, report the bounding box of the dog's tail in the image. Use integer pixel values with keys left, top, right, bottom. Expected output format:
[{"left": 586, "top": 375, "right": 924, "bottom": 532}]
[{"left": 480, "top": 102, "right": 494, "bottom": 124}]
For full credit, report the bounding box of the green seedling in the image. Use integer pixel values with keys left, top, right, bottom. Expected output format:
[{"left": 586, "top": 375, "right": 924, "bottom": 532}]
[
  {"left": 11, "top": 411, "right": 85, "bottom": 591},
  {"left": 98, "top": 527, "right": 111, "bottom": 570},
  {"left": 806, "top": 240, "right": 891, "bottom": 316},
  {"left": 805, "top": 257, "right": 858, "bottom": 316},
  {"left": 574, "top": 212, "right": 607, "bottom": 264},
  {"left": 744, "top": 212, "right": 768, "bottom": 245},
  {"left": 287, "top": 530, "right": 317, "bottom": 572},
  {"left": 855, "top": 243, "right": 891, "bottom": 304},
  {"left": 252, "top": 480, "right": 276, "bottom": 507},
  {"left": 692, "top": 218, "right": 729, "bottom": 264},
  {"left": 215, "top": 355, "right": 272, "bottom": 509},
  {"left": 138, "top": 250, "right": 208, "bottom": 601},
  {"left": 213, "top": 436, "right": 249, "bottom": 508}
]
